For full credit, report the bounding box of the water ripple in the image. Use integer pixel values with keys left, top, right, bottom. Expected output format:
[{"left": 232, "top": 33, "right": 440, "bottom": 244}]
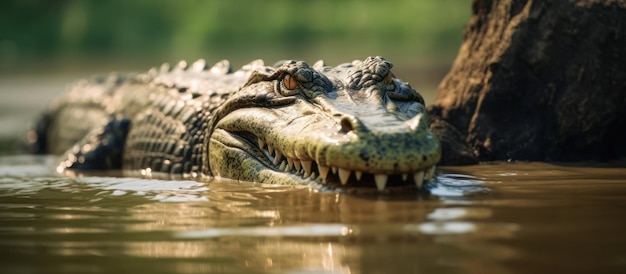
[{"left": 426, "top": 173, "right": 490, "bottom": 197}]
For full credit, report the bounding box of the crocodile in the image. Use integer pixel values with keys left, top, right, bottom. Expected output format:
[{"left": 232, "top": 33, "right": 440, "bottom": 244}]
[{"left": 26, "top": 56, "right": 441, "bottom": 193}]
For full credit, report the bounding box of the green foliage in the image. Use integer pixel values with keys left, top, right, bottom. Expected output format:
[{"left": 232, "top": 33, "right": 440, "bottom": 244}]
[{"left": 0, "top": 0, "right": 470, "bottom": 68}]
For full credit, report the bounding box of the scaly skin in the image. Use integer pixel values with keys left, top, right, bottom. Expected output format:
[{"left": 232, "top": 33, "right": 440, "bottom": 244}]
[{"left": 27, "top": 56, "right": 441, "bottom": 193}]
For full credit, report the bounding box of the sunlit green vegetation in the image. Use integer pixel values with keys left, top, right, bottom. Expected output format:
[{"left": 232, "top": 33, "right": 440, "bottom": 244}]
[
  {"left": 0, "top": 0, "right": 470, "bottom": 72},
  {"left": 0, "top": 0, "right": 471, "bottom": 154}
]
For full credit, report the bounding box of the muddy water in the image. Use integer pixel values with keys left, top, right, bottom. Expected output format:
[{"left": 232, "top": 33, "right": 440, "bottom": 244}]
[{"left": 0, "top": 156, "right": 625, "bottom": 274}]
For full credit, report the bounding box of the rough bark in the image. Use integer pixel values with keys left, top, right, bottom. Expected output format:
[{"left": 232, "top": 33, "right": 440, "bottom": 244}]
[{"left": 429, "top": 0, "right": 626, "bottom": 165}]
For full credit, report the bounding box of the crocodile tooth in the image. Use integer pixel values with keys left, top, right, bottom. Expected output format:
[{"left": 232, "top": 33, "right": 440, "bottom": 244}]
[
  {"left": 318, "top": 165, "right": 330, "bottom": 182},
  {"left": 331, "top": 167, "right": 338, "bottom": 174},
  {"left": 402, "top": 174, "right": 408, "bottom": 181},
  {"left": 374, "top": 174, "right": 388, "bottom": 191},
  {"left": 355, "top": 171, "right": 363, "bottom": 181},
  {"left": 273, "top": 150, "right": 283, "bottom": 165},
  {"left": 267, "top": 144, "right": 274, "bottom": 156},
  {"left": 293, "top": 159, "right": 302, "bottom": 172},
  {"left": 309, "top": 172, "right": 317, "bottom": 180},
  {"left": 258, "top": 139, "right": 266, "bottom": 149},
  {"left": 302, "top": 160, "right": 312, "bottom": 176},
  {"left": 414, "top": 171, "right": 425, "bottom": 188},
  {"left": 287, "top": 158, "right": 294, "bottom": 171},
  {"left": 338, "top": 168, "right": 351, "bottom": 185},
  {"left": 425, "top": 165, "right": 436, "bottom": 180},
  {"left": 279, "top": 161, "right": 286, "bottom": 171}
]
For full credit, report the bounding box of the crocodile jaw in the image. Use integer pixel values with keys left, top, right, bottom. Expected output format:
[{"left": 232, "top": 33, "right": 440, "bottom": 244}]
[
  {"left": 209, "top": 98, "right": 440, "bottom": 192},
  {"left": 209, "top": 128, "right": 439, "bottom": 192}
]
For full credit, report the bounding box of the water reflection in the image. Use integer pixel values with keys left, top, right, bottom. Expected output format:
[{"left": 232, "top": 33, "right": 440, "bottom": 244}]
[
  {"left": 426, "top": 172, "right": 490, "bottom": 197},
  {"left": 2, "top": 156, "right": 626, "bottom": 273},
  {"left": 427, "top": 207, "right": 493, "bottom": 220},
  {"left": 0, "top": 156, "right": 498, "bottom": 273}
]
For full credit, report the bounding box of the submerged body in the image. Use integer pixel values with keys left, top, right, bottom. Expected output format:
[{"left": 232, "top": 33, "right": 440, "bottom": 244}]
[{"left": 27, "top": 57, "right": 441, "bottom": 192}]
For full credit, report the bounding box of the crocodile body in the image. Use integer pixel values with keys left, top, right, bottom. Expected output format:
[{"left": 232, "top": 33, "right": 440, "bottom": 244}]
[{"left": 27, "top": 56, "right": 441, "bottom": 192}]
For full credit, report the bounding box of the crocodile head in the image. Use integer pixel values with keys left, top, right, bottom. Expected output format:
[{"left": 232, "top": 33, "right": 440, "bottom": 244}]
[{"left": 208, "top": 56, "right": 441, "bottom": 193}]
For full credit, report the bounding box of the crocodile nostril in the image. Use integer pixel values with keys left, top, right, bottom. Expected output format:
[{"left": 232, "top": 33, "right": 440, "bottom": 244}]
[{"left": 340, "top": 117, "right": 356, "bottom": 133}]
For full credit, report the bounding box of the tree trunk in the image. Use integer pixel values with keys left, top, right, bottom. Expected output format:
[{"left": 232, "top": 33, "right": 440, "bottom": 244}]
[{"left": 429, "top": 0, "right": 626, "bottom": 165}]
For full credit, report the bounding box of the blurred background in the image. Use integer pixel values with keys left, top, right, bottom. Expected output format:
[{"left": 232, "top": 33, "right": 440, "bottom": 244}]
[{"left": 0, "top": 0, "right": 470, "bottom": 152}]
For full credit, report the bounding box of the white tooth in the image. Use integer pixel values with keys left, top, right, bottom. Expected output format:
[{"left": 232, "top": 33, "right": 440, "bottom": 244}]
[
  {"left": 273, "top": 150, "right": 283, "bottom": 165},
  {"left": 331, "top": 167, "right": 338, "bottom": 174},
  {"left": 338, "top": 168, "right": 351, "bottom": 185},
  {"left": 355, "top": 171, "right": 363, "bottom": 181},
  {"left": 402, "top": 174, "right": 408, "bottom": 181},
  {"left": 268, "top": 144, "right": 274, "bottom": 156},
  {"left": 293, "top": 159, "right": 302, "bottom": 172},
  {"left": 258, "top": 139, "right": 265, "bottom": 149},
  {"left": 413, "top": 171, "right": 425, "bottom": 188},
  {"left": 302, "top": 160, "right": 312, "bottom": 176},
  {"left": 374, "top": 174, "right": 388, "bottom": 191},
  {"left": 279, "top": 161, "right": 286, "bottom": 171},
  {"left": 287, "top": 158, "right": 294, "bottom": 171},
  {"left": 309, "top": 172, "right": 317, "bottom": 180},
  {"left": 318, "top": 165, "right": 330, "bottom": 182},
  {"left": 425, "top": 165, "right": 436, "bottom": 180}
]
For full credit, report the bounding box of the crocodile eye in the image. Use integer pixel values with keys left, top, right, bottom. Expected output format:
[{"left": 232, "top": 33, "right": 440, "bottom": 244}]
[
  {"left": 284, "top": 74, "right": 298, "bottom": 90},
  {"left": 276, "top": 74, "right": 300, "bottom": 97}
]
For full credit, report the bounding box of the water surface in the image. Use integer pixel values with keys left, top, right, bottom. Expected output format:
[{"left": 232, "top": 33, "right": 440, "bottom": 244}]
[{"left": 1, "top": 156, "right": 625, "bottom": 273}]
